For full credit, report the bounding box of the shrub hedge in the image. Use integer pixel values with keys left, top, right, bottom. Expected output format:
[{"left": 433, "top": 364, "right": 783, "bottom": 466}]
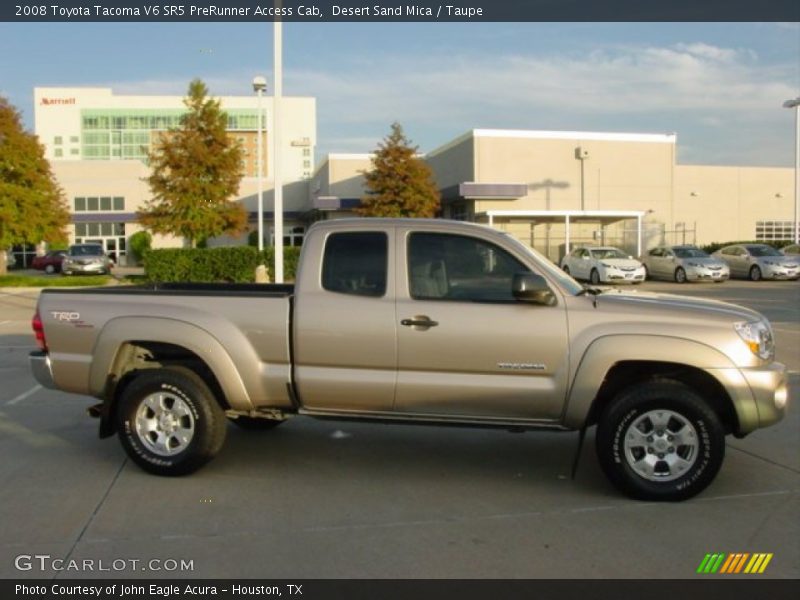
[
  {"left": 701, "top": 240, "right": 793, "bottom": 254},
  {"left": 144, "top": 246, "right": 302, "bottom": 283}
]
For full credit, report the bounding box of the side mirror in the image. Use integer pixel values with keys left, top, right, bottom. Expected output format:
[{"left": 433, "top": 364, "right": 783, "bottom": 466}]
[{"left": 512, "top": 273, "right": 556, "bottom": 306}]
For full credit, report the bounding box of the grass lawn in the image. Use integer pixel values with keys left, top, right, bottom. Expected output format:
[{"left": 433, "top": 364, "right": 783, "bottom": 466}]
[{"left": 0, "top": 274, "right": 114, "bottom": 287}]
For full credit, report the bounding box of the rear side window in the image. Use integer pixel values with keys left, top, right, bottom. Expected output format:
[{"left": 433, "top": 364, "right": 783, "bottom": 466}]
[{"left": 322, "top": 232, "right": 387, "bottom": 297}]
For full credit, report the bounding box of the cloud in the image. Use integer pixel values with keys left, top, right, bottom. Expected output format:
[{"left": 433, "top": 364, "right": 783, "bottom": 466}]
[{"left": 94, "top": 41, "right": 797, "bottom": 165}]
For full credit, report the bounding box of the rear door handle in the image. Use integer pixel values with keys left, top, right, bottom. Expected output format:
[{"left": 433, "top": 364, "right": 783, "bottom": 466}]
[{"left": 401, "top": 316, "right": 439, "bottom": 328}]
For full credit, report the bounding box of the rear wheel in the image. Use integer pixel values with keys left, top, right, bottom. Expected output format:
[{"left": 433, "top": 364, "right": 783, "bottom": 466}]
[
  {"left": 44, "top": 264, "right": 55, "bottom": 274},
  {"left": 596, "top": 380, "right": 725, "bottom": 501},
  {"left": 749, "top": 265, "right": 762, "bottom": 281},
  {"left": 674, "top": 267, "right": 687, "bottom": 283},
  {"left": 116, "top": 367, "right": 227, "bottom": 476},
  {"left": 590, "top": 269, "right": 601, "bottom": 285}
]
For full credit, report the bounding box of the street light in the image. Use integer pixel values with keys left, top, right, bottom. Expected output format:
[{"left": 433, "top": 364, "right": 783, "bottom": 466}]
[
  {"left": 784, "top": 96, "right": 800, "bottom": 244},
  {"left": 252, "top": 76, "right": 267, "bottom": 253}
]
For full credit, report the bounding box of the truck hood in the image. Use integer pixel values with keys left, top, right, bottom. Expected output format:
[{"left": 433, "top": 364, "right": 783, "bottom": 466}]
[{"left": 593, "top": 289, "right": 764, "bottom": 323}]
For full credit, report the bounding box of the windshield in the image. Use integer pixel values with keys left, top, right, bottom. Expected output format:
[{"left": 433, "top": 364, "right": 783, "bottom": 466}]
[
  {"left": 746, "top": 245, "right": 782, "bottom": 257},
  {"left": 503, "top": 235, "right": 584, "bottom": 296},
  {"left": 673, "top": 247, "right": 708, "bottom": 259},
  {"left": 70, "top": 245, "right": 103, "bottom": 256},
  {"left": 589, "top": 248, "right": 628, "bottom": 260}
]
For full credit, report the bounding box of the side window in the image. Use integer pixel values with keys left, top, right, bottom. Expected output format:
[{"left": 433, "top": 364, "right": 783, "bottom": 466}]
[
  {"left": 322, "top": 232, "right": 387, "bottom": 297},
  {"left": 408, "top": 232, "right": 529, "bottom": 302},
  {"left": 649, "top": 248, "right": 662, "bottom": 257}
]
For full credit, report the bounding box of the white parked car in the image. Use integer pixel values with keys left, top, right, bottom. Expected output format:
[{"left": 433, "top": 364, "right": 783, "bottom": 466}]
[{"left": 561, "top": 246, "right": 645, "bottom": 285}]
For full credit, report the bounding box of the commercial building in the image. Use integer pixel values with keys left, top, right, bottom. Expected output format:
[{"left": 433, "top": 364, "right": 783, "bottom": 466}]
[
  {"left": 29, "top": 85, "right": 795, "bottom": 267},
  {"left": 33, "top": 87, "right": 316, "bottom": 263},
  {"left": 311, "top": 129, "right": 795, "bottom": 261}
]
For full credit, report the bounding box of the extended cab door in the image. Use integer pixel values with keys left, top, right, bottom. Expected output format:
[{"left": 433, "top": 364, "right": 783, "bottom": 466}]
[
  {"left": 293, "top": 228, "right": 397, "bottom": 412},
  {"left": 394, "top": 228, "right": 569, "bottom": 421}
]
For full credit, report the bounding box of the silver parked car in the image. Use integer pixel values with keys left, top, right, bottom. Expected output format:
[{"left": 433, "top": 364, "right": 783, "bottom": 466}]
[
  {"left": 641, "top": 245, "right": 729, "bottom": 283},
  {"left": 713, "top": 244, "right": 800, "bottom": 281},
  {"left": 560, "top": 246, "right": 645, "bottom": 284},
  {"left": 780, "top": 243, "right": 800, "bottom": 256},
  {"left": 62, "top": 244, "right": 113, "bottom": 275}
]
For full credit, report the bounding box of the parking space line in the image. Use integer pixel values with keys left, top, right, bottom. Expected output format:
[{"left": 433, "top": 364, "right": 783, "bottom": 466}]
[{"left": 7, "top": 385, "right": 42, "bottom": 406}]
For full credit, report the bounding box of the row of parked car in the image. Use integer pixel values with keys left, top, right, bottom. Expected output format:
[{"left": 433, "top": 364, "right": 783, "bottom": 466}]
[
  {"left": 27, "top": 244, "right": 114, "bottom": 275},
  {"left": 561, "top": 243, "right": 800, "bottom": 284}
]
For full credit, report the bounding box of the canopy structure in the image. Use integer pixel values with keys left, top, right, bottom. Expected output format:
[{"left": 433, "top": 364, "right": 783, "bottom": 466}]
[{"left": 477, "top": 209, "right": 647, "bottom": 258}]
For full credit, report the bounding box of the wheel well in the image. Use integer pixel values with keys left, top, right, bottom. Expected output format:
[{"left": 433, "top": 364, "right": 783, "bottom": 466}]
[
  {"left": 105, "top": 342, "right": 229, "bottom": 432},
  {"left": 587, "top": 361, "right": 739, "bottom": 434}
]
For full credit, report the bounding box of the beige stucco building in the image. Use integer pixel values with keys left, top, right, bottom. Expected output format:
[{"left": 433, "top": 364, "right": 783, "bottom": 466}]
[
  {"left": 25, "top": 86, "right": 795, "bottom": 266},
  {"left": 311, "top": 129, "right": 795, "bottom": 261}
]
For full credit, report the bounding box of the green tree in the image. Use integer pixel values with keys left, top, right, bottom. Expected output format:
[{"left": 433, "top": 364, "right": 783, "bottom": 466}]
[
  {"left": 139, "top": 79, "right": 247, "bottom": 248},
  {"left": 358, "top": 122, "right": 440, "bottom": 218},
  {"left": 0, "top": 96, "right": 70, "bottom": 274}
]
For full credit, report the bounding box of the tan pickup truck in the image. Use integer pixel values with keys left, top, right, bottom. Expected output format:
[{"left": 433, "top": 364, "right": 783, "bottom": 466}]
[{"left": 29, "top": 219, "right": 788, "bottom": 501}]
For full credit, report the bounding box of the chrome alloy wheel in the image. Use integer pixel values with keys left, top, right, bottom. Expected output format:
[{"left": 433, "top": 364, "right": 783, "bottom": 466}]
[
  {"left": 622, "top": 409, "right": 698, "bottom": 482},
  {"left": 135, "top": 392, "right": 196, "bottom": 456}
]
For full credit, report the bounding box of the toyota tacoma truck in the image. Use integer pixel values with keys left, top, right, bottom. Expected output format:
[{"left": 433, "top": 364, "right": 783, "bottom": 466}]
[{"left": 29, "top": 219, "right": 789, "bottom": 501}]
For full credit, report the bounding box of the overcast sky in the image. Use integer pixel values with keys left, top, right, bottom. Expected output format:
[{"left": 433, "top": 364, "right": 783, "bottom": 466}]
[{"left": 1, "top": 22, "right": 798, "bottom": 166}]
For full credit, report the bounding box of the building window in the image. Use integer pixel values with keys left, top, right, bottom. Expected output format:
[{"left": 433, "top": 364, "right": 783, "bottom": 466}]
[
  {"left": 87, "top": 197, "right": 99, "bottom": 211},
  {"left": 113, "top": 197, "right": 124, "bottom": 211},
  {"left": 100, "top": 197, "right": 112, "bottom": 211},
  {"left": 70, "top": 148, "right": 79, "bottom": 155},
  {"left": 70, "top": 136, "right": 79, "bottom": 143},
  {"left": 74, "top": 197, "right": 86, "bottom": 211},
  {"left": 756, "top": 220, "right": 800, "bottom": 242},
  {"left": 54, "top": 136, "right": 62, "bottom": 145},
  {"left": 303, "top": 160, "right": 311, "bottom": 168},
  {"left": 54, "top": 148, "right": 63, "bottom": 157}
]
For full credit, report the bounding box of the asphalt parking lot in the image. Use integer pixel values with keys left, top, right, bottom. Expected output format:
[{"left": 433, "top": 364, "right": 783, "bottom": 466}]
[{"left": 0, "top": 280, "right": 797, "bottom": 579}]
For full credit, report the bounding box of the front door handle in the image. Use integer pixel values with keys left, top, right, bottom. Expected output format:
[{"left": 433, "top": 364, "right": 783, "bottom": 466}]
[{"left": 401, "top": 316, "right": 439, "bottom": 329}]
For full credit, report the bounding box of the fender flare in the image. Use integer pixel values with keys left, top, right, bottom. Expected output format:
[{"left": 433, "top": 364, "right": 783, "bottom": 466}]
[
  {"left": 562, "top": 334, "right": 757, "bottom": 431},
  {"left": 89, "top": 316, "right": 252, "bottom": 411}
]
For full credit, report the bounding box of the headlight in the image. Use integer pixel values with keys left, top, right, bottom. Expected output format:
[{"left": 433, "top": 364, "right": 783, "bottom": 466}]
[
  {"left": 600, "top": 262, "right": 613, "bottom": 268},
  {"left": 734, "top": 320, "right": 775, "bottom": 361},
  {"left": 764, "top": 260, "right": 777, "bottom": 266}
]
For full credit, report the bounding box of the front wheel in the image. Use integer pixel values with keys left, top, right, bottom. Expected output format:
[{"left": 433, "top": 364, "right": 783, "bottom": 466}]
[
  {"left": 590, "top": 269, "right": 601, "bottom": 285},
  {"left": 749, "top": 265, "right": 762, "bottom": 281},
  {"left": 674, "top": 267, "right": 687, "bottom": 283},
  {"left": 563, "top": 266, "right": 570, "bottom": 275},
  {"left": 116, "top": 367, "right": 227, "bottom": 476},
  {"left": 45, "top": 264, "right": 55, "bottom": 274},
  {"left": 595, "top": 380, "right": 725, "bottom": 501}
]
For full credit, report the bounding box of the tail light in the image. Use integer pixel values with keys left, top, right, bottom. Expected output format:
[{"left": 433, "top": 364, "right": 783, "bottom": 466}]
[{"left": 32, "top": 310, "right": 48, "bottom": 352}]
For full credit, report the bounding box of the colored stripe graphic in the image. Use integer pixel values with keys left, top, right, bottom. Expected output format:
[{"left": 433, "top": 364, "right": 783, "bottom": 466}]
[{"left": 698, "top": 552, "right": 773, "bottom": 574}]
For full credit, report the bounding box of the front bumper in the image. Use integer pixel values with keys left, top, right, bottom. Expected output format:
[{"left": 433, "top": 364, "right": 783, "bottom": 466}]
[
  {"left": 762, "top": 264, "right": 800, "bottom": 280},
  {"left": 707, "top": 362, "right": 788, "bottom": 435},
  {"left": 602, "top": 269, "right": 645, "bottom": 283},
  {"left": 29, "top": 351, "right": 57, "bottom": 389},
  {"left": 63, "top": 262, "right": 108, "bottom": 274}
]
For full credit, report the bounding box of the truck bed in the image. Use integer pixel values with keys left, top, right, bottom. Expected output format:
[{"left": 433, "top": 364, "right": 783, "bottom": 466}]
[{"left": 40, "top": 282, "right": 296, "bottom": 297}]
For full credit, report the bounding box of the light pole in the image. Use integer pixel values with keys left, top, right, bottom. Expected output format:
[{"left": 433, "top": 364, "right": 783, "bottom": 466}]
[
  {"left": 252, "top": 76, "right": 267, "bottom": 253},
  {"left": 273, "top": 3, "right": 284, "bottom": 283},
  {"left": 784, "top": 97, "right": 800, "bottom": 244}
]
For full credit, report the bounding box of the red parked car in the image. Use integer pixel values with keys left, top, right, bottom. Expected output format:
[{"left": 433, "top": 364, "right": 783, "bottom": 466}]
[{"left": 31, "top": 250, "right": 67, "bottom": 274}]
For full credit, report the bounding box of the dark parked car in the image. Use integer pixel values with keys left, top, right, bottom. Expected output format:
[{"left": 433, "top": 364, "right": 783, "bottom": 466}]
[
  {"left": 31, "top": 251, "right": 67, "bottom": 274},
  {"left": 62, "top": 244, "right": 113, "bottom": 275}
]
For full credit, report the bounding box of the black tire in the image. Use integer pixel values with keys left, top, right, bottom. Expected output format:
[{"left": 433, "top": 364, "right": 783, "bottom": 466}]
[
  {"left": 749, "top": 265, "right": 762, "bottom": 282},
  {"left": 230, "top": 416, "right": 284, "bottom": 431},
  {"left": 674, "top": 267, "right": 687, "bottom": 283},
  {"left": 590, "top": 269, "right": 601, "bottom": 285},
  {"left": 116, "top": 367, "right": 227, "bottom": 476},
  {"left": 595, "top": 380, "right": 725, "bottom": 501},
  {"left": 642, "top": 265, "right": 649, "bottom": 280}
]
